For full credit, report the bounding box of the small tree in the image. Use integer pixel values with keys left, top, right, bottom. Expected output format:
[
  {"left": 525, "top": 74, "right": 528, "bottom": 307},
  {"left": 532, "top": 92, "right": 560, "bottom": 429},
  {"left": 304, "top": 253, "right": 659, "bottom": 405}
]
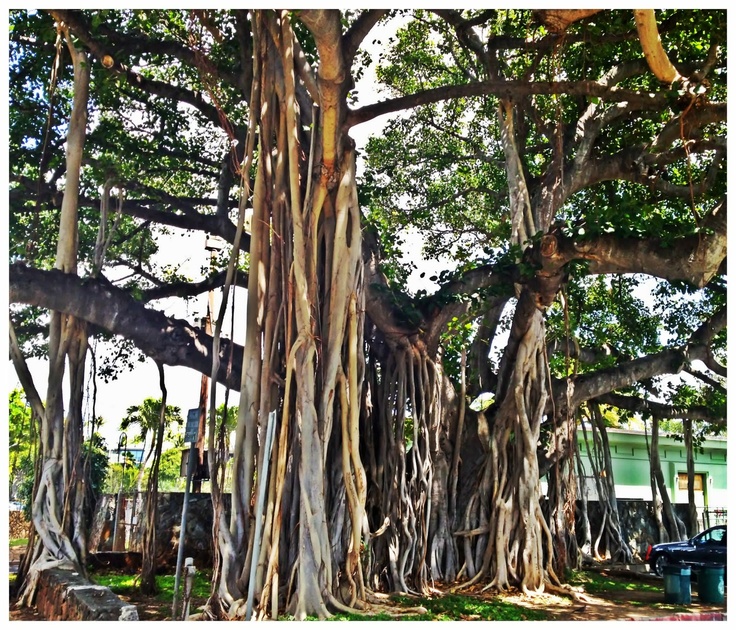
[{"left": 8, "top": 389, "right": 35, "bottom": 504}]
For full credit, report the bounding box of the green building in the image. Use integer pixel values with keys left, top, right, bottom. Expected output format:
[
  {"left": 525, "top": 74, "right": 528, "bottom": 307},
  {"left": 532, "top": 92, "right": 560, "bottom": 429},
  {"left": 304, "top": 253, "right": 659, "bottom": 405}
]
[{"left": 576, "top": 427, "right": 727, "bottom": 527}]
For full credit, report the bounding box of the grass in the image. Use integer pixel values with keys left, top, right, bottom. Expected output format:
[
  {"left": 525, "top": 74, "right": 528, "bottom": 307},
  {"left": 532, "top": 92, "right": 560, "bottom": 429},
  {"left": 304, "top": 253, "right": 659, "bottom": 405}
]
[
  {"left": 90, "top": 571, "right": 212, "bottom": 619},
  {"left": 10, "top": 538, "right": 28, "bottom": 547},
  {"left": 34, "top": 565, "right": 696, "bottom": 621},
  {"left": 567, "top": 569, "right": 660, "bottom": 594},
  {"left": 91, "top": 565, "right": 547, "bottom": 621},
  {"left": 92, "top": 569, "right": 212, "bottom": 602},
  {"left": 300, "top": 593, "right": 549, "bottom": 621},
  {"left": 393, "top": 593, "right": 548, "bottom": 621}
]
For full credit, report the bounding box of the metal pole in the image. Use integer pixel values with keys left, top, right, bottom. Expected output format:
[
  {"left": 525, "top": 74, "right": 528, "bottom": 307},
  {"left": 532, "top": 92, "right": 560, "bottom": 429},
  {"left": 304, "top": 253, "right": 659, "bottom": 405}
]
[
  {"left": 192, "top": 315, "right": 209, "bottom": 494},
  {"left": 112, "top": 433, "right": 127, "bottom": 551},
  {"left": 245, "top": 411, "right": 277, "bottom": 620},
  {"left": 172, "top": 442, "right": 197, "bottom": 619}
]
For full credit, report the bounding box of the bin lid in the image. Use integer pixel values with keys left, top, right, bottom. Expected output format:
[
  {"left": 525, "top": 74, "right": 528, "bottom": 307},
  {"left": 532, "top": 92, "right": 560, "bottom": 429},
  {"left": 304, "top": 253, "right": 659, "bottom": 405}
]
[
  {"left": 690, "top": 561, "right": 725, "bottom": 568},
  {"left": 663, "top": 564, "right": 691, "bottom": 575}
]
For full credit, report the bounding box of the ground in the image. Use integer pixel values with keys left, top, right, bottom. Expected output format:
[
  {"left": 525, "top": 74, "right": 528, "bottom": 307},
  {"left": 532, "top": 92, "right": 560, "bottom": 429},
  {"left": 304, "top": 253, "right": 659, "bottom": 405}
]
[
  {"left": 498, "top": 569, "right": 727, "bottom": 622},
  {"left": 8, "top": 543, "right": 727, "bottom": 621}
]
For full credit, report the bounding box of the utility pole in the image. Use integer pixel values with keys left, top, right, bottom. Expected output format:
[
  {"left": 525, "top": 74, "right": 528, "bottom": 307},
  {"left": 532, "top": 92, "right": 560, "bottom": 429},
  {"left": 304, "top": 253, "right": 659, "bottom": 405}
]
[{"left": 192, "top": 235, "right": 222, "bottom": 492}]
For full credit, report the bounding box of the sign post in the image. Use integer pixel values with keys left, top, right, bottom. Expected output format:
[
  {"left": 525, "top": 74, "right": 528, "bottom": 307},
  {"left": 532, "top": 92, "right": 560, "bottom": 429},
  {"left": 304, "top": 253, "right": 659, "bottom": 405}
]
[{"left": 172, "top": 408, "right": 200, "bottom": 619}]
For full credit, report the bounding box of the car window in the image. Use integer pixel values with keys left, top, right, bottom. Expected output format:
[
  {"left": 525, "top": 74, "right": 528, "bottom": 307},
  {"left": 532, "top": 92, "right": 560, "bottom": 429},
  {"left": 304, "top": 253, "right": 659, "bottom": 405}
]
[{"left": 699, "top": 527, "right": 726, "bottom": 544}]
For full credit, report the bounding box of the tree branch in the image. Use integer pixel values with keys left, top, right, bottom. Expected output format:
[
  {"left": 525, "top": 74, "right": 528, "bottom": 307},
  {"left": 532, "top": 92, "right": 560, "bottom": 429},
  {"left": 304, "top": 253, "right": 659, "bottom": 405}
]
[
  {"left": 10, "top": 264, "right": 243, "bottom": 390},
  {"left": 591, "top": 392, "right": 724, "bottom": 428},
  {"left": 342, "top": 9, "right": 390, "bottom": 67},
  {"left": 141, "top": 269, "right": 249, "bottom": 302},
  {"left": 347, "top": 79, "right": 670, "bottom": 128},
  {"left": 9, "top": 318, "right": 46, "bottom": 420},
  {"left": 533, "top": 9, "right": 603, "bottom": 33},
  {"left": 47, "top": 9, "right": 235, "bottom": 133},
  {"left": 536, "top": 198, "right": 727, "bottom": 288},
  {"left": 633, "top": 9, "right": 681, "bottom": 83},
  {"left": 568, "top": 305, "right": 727, "bottom": 408}
]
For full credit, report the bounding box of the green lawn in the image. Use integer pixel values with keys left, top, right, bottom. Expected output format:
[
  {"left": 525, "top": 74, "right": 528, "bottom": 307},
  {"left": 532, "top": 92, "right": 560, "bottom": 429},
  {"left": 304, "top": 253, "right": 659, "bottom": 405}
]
[{"left": 567, "top": 569, "right": 660, "bottom": 594}]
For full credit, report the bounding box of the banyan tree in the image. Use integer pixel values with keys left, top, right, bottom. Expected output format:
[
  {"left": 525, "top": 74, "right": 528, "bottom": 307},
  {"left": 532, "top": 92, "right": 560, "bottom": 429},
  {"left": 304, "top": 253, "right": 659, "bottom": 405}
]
[{"left": 9, "top": 8, "right": 726, "bottom": 619}]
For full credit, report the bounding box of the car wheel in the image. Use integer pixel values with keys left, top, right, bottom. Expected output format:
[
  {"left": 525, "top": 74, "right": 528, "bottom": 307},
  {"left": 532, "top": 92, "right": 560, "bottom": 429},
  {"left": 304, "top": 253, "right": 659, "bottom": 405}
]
[{"left": 654, "top": 554, "right": 669, "bottom": 577}]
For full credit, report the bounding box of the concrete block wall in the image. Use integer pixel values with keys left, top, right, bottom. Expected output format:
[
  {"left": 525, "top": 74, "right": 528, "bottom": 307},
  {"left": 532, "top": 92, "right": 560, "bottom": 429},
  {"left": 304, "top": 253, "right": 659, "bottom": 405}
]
[{"left": 35, "top": 568, "right": 138, "bottom": 621}]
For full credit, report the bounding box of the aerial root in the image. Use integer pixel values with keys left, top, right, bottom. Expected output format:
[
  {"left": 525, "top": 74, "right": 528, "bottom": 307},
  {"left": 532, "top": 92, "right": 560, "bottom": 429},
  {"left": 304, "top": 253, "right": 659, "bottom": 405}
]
[{"left": 544, "top": 581, "right": 595, "bottom": 604}]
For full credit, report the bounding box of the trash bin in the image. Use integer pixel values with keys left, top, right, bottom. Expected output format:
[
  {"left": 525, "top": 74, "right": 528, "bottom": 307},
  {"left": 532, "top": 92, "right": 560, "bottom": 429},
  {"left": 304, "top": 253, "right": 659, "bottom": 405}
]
[
  {"left": 663, "top": 564, "right": 692, "bottom": 605},
  {"left": 697, "top": 564, "right": 725, "bottom": 604}
]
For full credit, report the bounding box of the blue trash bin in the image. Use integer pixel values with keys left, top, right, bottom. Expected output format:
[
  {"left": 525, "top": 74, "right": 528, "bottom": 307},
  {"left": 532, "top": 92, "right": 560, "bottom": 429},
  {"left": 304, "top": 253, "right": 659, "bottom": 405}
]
[{"left": 663, "top": 564, "right": 692, "bottom": 605}]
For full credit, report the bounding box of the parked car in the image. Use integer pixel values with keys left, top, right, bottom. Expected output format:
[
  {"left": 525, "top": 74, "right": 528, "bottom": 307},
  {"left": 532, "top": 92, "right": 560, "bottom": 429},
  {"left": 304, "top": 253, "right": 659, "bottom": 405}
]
[{"left": 645, "top": 525, "right": 727, "bottom": 576}]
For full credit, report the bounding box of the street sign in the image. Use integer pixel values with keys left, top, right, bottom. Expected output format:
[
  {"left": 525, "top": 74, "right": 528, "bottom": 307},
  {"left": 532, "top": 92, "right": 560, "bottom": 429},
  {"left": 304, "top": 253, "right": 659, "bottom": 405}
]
[{"left": 184, "top": 408, "right": 200, "bottom": 443}]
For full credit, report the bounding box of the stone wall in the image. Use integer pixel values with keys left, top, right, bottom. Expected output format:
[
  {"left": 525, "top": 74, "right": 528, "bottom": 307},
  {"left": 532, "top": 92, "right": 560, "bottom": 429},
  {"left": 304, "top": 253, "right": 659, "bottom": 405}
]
[
  {"left": 89, "top": 492, "right": 231, "bottom": 568},
  {"left": 36, "top": 568, "right": 138, "bottom": 621},
  {"left": 578, "top": 500, "right": 702, "bottom": 560},
  {"left": 87, "top": 492, "right": 698, "bottom": 568},
  {"left": 9, "top": 510, "right": 30, "bottom": 540}
]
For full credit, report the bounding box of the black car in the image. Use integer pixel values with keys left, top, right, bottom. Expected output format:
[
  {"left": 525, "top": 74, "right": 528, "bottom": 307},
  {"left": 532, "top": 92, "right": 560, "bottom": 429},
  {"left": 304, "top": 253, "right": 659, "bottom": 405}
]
[{"left": 645, "top": 524, "right": 727, "bottom": 576}]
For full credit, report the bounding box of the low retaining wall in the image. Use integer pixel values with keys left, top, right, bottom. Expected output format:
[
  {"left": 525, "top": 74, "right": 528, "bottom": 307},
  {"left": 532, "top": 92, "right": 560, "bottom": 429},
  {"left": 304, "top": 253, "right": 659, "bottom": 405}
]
[{"left": 36, "top": 568, "right": 138, "bottom": 621}]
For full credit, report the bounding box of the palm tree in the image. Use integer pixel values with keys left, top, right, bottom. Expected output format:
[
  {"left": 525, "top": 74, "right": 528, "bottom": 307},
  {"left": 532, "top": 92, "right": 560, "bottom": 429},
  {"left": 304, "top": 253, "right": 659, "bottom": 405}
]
[
  {"left": 121, "top": 393, "right": 183, "bottom": 592},
  {"left": 121, "top": 398, "right": 183, "bottom": 492}
]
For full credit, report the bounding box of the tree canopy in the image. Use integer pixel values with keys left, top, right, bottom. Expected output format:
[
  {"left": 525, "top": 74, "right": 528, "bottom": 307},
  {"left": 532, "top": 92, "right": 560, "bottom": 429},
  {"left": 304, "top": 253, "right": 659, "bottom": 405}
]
[{"left": 8, "top": 8, "right": 726, "bottom": 620}]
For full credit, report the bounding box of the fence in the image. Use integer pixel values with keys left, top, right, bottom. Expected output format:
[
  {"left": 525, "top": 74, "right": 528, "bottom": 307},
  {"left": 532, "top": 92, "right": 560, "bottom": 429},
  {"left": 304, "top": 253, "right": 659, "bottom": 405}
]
[{"left": 702, "top": 507, "right": 727, "bottom": 529}]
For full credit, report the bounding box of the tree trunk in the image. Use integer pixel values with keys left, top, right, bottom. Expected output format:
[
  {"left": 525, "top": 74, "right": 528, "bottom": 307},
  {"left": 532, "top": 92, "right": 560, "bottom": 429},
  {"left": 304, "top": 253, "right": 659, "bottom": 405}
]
[
  {"left": 573, "top": 427, "right": 592, "bottom": 560},
  {"left": 683, "top": 418, "right": 699, "bottom": 536},
  {"left": 456, "top": 100, "right": 564, "bottom": 594},
  {"left": 587, "top": 404, "right": 632, "bottom": 562},
  {"left": 211, "top": 11, "right": 368, "bottom": 619},
  {"left": 648, "top": 418, "right": 686, "bottom": 542},
  {"left": 17, "top": 27, "right": 91, "bottom": 606}
]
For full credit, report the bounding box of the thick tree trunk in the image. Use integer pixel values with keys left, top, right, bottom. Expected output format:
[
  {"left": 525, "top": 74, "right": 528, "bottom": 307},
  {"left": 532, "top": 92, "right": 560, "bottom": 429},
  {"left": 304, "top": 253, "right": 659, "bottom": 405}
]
[
  {"left": 581, "top": 404, "right": 632, "bottom": 562},
  {"left": 212, "top": 11, "right": 368, "bottom": 619},
  {"left": 646, "top": 422, "right": 668, "bottom": 543},
  {"left": 649, "top": 418, "right": 687, "bottom": 541},
  {"left": 457, "top": 100, "right": 564, "bottom": 594}
]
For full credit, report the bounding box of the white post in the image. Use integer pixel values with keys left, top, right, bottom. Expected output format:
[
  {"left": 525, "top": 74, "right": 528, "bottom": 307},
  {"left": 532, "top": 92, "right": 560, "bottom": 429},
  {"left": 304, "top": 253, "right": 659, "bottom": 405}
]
[
  {"left": 182, "top": 557, "right": 196, "bottom": 620},
  {"left": 245, "top": 410, "right": 277, "bottom": 620}
]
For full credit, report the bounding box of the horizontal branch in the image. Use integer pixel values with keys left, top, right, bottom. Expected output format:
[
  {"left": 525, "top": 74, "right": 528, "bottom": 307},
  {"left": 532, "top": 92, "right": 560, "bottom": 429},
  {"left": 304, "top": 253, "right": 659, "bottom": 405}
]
[
  {"left": 10, "top": 174, "right": 250, "bottom": 254},
  {"left": 591, "top": 392, "right": 724, "bottom": 428},
  {"left": 10, "top": 264, "right": 243, "bottom": 390},
  {"left": 568, "top": 309, "right": 727, "bottom": 408},
  {"left": 536, "top": 198, "right": 727, "bottom": 288},
  {"left": 141, "top": 269, "right": 249, "bottom": 302},
  {"left": 347, "top": 78, "right": 670, "bottom": 128}
]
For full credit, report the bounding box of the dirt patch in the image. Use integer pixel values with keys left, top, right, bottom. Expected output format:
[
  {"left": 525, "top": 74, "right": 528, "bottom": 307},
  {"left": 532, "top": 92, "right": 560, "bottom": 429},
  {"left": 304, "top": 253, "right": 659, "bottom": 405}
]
[{"left": 497, "top": 568, "right": 727, "bottom": 622}]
